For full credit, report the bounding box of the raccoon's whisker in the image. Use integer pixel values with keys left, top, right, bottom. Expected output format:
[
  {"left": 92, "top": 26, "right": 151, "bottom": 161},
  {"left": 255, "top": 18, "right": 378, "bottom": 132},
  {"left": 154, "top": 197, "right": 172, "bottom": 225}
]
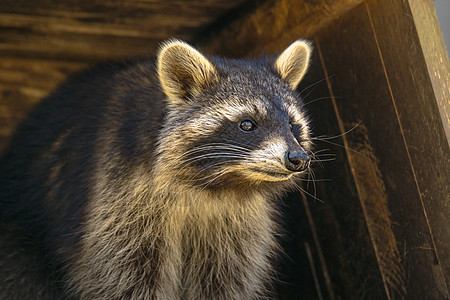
[
  {"left": 311, "top": 158, "right": 335, "bottom": 163},
  {"left": 311, "top": 138, "right": 369, "bottom": 159},
  {"left": 182, "top": 153, "right": 247, "bottom": 165},
  {"left": 197, "top": 169, "right": 232, "bottom": 191},
  {"left": 309, "top": 149, "right": 335, "bottom": 167},
  {"left": 312, "top": 159, "right": 324, "bottom": 168},
  {"left": 185, "top": 142, "right": 252, "bottom": 153},
  {"left": 293, "top": 182, "right": 324, "bottom": 203},
  {"left": 180, "top": 161, "right": 241, "bottom": 183},
  {"left": 298, "top": 75, "right": 335, "bottom": 98},
  {"left": 298, "top": 79, "right": 326, "bottom": 102},
  {"left": 180, "top": 144, "right": 251, "bottom": 159},
  {"left": 196, "top": 142, "right": 251, "bottom": 150},
  {"left": 180, "top": 149, "right": 249, "bottom": 162},
  {"left": 313, "top": 121, "right": 361, "bottom": 140},
  {"left": 312, "top": 153, "right": 336, "bottom": 158},
  {"left": 298, "top": 178, "right": 331, "bottom": 183},
  {"left": 176, "top": 155, "right": 246, "bottom": 175},
  {"left": 209, "top": 142, "right": 252, "bottom": 152},
  {"left": 223, "top": 138, "right": 259, "bottom": 149},
  {"left": 308, "top": 151, "right": 324, "bottom": 168},
  {"left": 312, "top": 156, "right": 336, "bottom": 163},
  {"left": 306, "top": 168, "right": 311, "bottom": 189},
  {"left": 310, "top": 148, "right": 331, "bottom": 155},
  {"left": 303, "top": 96, "right": 340, "bottom": 107},
  {"left": 309, "top": 168, "right": 318, "bottom": 201},
  {"left": 183, "top": 151, "right": 248, "bottom": 160}
]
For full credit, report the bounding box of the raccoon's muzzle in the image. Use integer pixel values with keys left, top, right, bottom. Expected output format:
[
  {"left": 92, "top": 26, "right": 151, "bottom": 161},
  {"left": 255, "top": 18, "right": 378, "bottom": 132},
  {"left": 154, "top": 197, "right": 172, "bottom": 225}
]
[{"left": 285, "top": 149, "right": 310, "bottom": 172}]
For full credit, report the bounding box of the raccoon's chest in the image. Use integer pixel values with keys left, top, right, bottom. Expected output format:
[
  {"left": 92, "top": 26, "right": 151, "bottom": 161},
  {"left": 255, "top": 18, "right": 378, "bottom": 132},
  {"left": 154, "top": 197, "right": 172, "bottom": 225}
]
[{"left": 176, "top": 198, "right": 277, "bottom": 299}]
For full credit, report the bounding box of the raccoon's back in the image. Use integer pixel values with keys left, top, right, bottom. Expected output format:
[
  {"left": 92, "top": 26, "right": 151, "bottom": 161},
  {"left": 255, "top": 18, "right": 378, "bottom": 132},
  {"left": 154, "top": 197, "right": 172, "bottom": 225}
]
[{"left": 0, "top": 58, "right": 165, "bottom": 298}]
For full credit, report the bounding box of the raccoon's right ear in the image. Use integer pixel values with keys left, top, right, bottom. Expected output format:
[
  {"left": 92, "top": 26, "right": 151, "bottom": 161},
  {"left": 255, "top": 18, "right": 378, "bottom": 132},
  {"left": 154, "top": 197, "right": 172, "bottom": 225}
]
[{"left": 157, "top": 40, "right": 218, "bottom": 106}]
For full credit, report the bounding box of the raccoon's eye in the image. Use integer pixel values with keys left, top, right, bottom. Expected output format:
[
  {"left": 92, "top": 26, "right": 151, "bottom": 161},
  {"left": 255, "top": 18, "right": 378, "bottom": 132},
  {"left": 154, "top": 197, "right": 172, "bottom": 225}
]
[
  {"left": 289, "top": 122, "right": 293, "bottom": 131},
  {"left": 239, "top": 120, "right": 256, "bottom": 132}
]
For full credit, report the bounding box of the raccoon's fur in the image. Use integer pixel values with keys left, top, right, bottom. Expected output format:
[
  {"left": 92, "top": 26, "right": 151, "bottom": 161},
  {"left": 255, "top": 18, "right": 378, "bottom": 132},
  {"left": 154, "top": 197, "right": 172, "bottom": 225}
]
[{"left": 0, "top": 40, "right": 312, "bottom": 299}]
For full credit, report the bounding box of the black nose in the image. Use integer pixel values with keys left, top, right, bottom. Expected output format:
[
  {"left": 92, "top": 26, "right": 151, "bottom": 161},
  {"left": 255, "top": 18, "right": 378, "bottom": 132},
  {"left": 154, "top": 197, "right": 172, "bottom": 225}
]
[{"left": 285, "top": 150, "right": 310, "bottom": 172}]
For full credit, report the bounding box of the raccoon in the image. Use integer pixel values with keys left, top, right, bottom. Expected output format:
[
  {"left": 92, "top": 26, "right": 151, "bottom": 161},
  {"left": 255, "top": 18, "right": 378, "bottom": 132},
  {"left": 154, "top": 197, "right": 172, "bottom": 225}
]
[{"left": 0, "top": 39, "right": 312, "bottom": 299}]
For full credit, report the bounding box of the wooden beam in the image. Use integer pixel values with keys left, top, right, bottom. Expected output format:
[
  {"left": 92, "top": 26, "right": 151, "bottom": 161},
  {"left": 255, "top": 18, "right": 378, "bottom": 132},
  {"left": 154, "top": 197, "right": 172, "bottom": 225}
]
[
  {"left": 203, "top": 0, "right": 364, "bottom": 57},
  {"left": 0, "top": 0, "right": 247, "bottom": 61},
  {"left": 315, "top": 0, "right": 450, "bottom": 297},
  {"left": 408, "top": 0, "right": 450, "bottom": 146},
  {"left": 365, "top": 0, "right": 450, "bottom": 294}
]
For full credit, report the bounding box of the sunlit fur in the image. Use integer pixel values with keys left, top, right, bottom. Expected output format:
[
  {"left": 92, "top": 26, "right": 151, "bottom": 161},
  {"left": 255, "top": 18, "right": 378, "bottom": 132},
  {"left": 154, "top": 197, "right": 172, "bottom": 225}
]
[
  {"left": 0, "top": 40, "right": 311, "bottom": 299},
  {"left": 274, "top": 40, "right": 312, "bottom": 90}
]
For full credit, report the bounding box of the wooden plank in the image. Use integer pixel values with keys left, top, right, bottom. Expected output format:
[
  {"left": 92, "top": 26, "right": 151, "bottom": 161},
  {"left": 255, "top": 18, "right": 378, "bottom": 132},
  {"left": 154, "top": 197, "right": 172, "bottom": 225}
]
[
  {"left": 315, "top": 2, "right": 449, "bottom": 297},
  {"left": 1, "top": 0, "right": 239, "bottom": 16},
  {"left": 0, "top": 0, "right": 248, "bottom": 61},
  {"left": 202, "top": 0, "right": 364, "bottom": 57},
  {"left": 365, "top": 0, "right": 450, "bottom": 295},
  {"left": 408, "top": 0, "right": 450, "bottom": 144},
  {"left": 0, "top": 30, "right": 163, "bottom": 62},
  {"left": 0, "top": 12, "right": 201, "bottom": 61}
]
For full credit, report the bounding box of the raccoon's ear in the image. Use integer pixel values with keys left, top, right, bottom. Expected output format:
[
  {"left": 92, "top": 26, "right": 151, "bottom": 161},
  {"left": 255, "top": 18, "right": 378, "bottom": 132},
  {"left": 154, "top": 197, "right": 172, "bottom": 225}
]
[
  {"left": 274, "top": 40, "right": 312, "bottom": 90},
  {"left": 157, "top": 40, "right": 218, "bottom": 105}
]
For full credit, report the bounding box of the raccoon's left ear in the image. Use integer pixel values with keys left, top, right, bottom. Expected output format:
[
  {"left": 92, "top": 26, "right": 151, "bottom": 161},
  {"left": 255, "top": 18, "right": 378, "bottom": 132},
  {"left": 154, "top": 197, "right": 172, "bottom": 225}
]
[
  {"left": 274, "top": 40, "right": 312, "bottom": 90},
  {"left": 157, "top": 40, "right": 218, "bottom": 106}
]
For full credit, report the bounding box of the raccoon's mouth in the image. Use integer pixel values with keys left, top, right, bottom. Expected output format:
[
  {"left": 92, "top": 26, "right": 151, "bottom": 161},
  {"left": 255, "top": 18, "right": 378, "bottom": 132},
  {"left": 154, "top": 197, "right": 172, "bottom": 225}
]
[{"left": 248, "top": 168, "right": 293, "bottom": 181}]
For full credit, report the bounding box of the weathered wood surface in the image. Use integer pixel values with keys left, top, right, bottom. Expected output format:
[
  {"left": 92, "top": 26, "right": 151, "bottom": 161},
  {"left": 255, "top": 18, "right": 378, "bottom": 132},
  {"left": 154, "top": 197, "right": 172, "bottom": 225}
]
[
  {"left": 202, "top": 0, "right": 364, "bottom": 57},
  {"left": 408, "top": 0, "right": 450, "bottom": 145},
  {"left": 0, "top": 0, "right": 249, "bottom": 61},
  {"left": 365, "top": 0, "right": 450, "bottom": 294},
  {"left": 315, "top": 2, "right": 449, "bottom": 297}
]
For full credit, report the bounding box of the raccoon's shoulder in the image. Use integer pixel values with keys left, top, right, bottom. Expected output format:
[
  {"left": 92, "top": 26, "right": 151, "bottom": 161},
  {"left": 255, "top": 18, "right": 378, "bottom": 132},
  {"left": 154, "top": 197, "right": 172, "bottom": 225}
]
[{"left": 33, "top": 57, "right": 164, "bottom": 120}]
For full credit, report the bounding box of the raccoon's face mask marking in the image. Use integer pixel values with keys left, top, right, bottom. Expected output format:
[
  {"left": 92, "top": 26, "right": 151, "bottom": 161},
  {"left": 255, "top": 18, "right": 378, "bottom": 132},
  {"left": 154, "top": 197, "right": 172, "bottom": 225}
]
[
  {"left": 156, "top": 39, "right": 312, "bottom": 190},
  {"left": 162, "top": 103, "right": 311, "bottom": 188}
]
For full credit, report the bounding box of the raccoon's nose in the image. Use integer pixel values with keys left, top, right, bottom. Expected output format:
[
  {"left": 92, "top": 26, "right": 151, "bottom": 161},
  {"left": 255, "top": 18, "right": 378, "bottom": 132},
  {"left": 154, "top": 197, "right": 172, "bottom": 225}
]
[{"left": 286, "top": 150, "right": 310, "bottom": 172}]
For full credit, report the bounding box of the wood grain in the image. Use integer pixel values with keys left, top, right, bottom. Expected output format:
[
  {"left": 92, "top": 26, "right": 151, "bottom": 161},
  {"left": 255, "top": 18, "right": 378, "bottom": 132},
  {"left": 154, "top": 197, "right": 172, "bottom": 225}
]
[
  {"left": 314, "top": 1, "right": 449, "bottom": 297},
  {"left": 408, "top": 0, "right": 450, "bottom": 145},
  {"left": 366, "top": 0, "right": 450, "bottom": 295},
  {"left": 0, "top": 0, "right": 248, "bottom": 61},
  {"left": 202, "top": 0, "right": 364, "bottom": 57}
]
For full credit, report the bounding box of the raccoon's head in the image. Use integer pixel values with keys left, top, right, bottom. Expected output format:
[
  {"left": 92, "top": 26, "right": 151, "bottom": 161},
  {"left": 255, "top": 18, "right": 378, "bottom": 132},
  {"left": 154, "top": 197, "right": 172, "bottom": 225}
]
[{"left": 155, "top": 40, "right": 312, "bottom": 193}]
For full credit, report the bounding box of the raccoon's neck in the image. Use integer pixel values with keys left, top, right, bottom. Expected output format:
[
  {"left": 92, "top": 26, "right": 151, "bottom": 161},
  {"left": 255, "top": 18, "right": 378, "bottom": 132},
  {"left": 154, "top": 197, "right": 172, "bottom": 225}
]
[{"left": 158, "top": 186, "right": 279, "bottom": 299}]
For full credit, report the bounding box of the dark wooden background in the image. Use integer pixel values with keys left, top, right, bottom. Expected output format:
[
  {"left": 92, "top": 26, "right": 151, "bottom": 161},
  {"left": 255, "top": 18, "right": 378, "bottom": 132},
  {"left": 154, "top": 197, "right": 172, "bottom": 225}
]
[
  {"left": 1, "top": 0, "right": 449, "bottom": 299},
  {"left": 0, "top": 0, "right": 258, "bottom": 151}
]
